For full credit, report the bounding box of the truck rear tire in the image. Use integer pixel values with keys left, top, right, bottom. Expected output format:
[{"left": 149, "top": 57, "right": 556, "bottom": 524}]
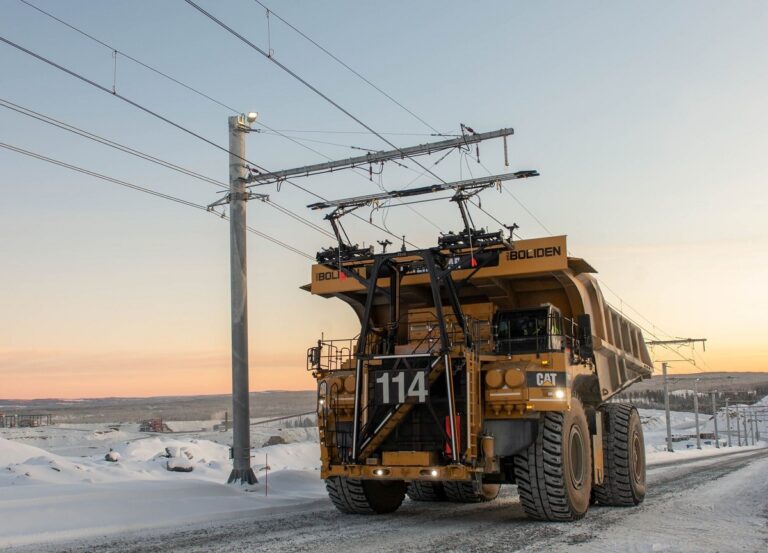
[
  {"left": 593, "top": 403, "right": 646, "bottom": 506},
  {"left": 407, "top": 481, "right": 447, "bottom": 501},
  {"left": 513, "top": 398, "right": 592, "bottom": 521},
  {"left": 325, "top": 477, "right": 406, "bottom": 514},
  {"left": 443, "top": 478, "right": 500, "bottom": 503}
]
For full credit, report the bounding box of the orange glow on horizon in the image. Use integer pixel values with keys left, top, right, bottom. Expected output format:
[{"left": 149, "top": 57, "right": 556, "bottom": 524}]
[
  {"left": 1, "top": 344, "right": 766, "bottom": 400},
  {"left": 0, "top": 348, "right": 315, "bottom": 400}
]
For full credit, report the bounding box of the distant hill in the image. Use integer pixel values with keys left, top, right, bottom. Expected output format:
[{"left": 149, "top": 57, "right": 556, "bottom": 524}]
[
  {"left": 617, "top": 371, "right": 768, "bottom": 414},
  {"left": 624, "top": 371, "right": 768, "bottom": 394},
  {"left": 0, "top": 391, "right": 315, "bottom": 423}
]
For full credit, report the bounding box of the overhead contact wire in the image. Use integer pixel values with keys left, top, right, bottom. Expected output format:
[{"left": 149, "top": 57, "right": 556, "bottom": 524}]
[{"left": 0, "top": 142, "right": 315, "bottom": 260}]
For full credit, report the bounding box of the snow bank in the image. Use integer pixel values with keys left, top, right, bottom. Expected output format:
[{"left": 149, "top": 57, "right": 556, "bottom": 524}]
[{"left": 0, "top": 432, "right": 324, "bottom": 548}]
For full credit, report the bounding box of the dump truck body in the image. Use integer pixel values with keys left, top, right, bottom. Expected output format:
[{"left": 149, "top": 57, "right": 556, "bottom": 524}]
[{"left": 306, "top": 234, "right": 652, "bottom": 519}]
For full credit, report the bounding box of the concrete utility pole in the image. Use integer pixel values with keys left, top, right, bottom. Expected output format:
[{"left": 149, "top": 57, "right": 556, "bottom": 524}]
[
  {"left": 749, "top": 409, "right": 756, "bottom": 445},
  {"left": 736, "top": 405, "right": 742, "bottom": 446},
  {"left": 224, "top": 113, "right": 260, "bottom": 485},
  {"left": 725, "top": 398, "right": 731, "bottom": 447},
  {"left": 662, "top": 362, "right": 674, "bottom": 452},
  {"left": 711, "top": 391, "right": 719, "bottom": 448},
  {"left": 693, "top": 378, "right": 701, "bottom": 449},
  {"left": 742, "top": 406, "right": 749, "bottom": 446}
]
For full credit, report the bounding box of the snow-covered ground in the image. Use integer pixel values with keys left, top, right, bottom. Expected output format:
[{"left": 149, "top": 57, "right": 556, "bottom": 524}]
[
  {"left": 0, "top": 402, "right": 765, "bottom": 551},
  {"left": 0, "top": 419, "right": 325, "bottom": 548}
]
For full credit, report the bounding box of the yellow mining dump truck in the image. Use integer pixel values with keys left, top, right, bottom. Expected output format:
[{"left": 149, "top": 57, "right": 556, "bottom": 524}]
[{"left": 304, "top": 175, "right": 652, "bottom": 521}]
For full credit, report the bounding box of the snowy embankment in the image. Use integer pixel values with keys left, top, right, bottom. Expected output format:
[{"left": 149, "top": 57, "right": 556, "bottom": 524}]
[
  {"left": 0, "top": 424, "right": 325, "bottom": 549},
  {"left": 0, "top": 401, "right": 765, "bottom": 550}
]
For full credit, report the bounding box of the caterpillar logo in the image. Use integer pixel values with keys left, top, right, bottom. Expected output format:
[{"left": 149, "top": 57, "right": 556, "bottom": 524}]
[
  {"left": 526, "top": 371, "right": 566, "bottom": 388},
  {"left": 536, "top": 372, "right": 558, "bottom": 386}
]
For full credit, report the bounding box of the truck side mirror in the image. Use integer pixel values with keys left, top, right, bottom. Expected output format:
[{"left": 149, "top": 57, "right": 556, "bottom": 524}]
[
  {"left": 307, "top": 345, "right": 321, "bottom": 371},
  {"left": 577, "top": 314, "right": 594, "bottom": 361}
]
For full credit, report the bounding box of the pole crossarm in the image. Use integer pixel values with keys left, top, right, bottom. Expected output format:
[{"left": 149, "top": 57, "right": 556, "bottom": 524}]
[
  {"left": 647, "top": 338, "right": 707, "bottom": 347},
  {"left": 207, "top": 191, "right": 269, "bottom": 210},
  {"left": 307, "top": 171, "right": 538, "bottom": 211},
  {"left": 246, "top": 128, "right": 516, "bottom": 186}
]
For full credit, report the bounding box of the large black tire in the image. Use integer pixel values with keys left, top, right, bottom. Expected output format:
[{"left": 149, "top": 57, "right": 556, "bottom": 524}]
[
  {"left": 443, "top": 478, "right": 501, "bottom": 503},
  {"left": 325, "top": 477, "right": 406, "bottom": 514},
  {"left": 593, "top": 403, "right": 646, "bottom": 506},
  {"left": 513, "top": 398, "right": 593, "bottom": 521},
  {"left": 407, "top": 481, "right": 447, "bottom": 501}
]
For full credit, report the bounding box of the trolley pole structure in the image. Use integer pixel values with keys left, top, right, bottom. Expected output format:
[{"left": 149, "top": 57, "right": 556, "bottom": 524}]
[
  {"left": 736, "top": 404, "right": 742, "bottom": 446},
  {"left": 693, "top": 378, "right": 701, "bottom": 450},
  {"left": 711, "top": 391, "right": 719, "bottom": 448},
  {"left": 661, "top": 362, "right": 674, "bottom": 452},
  {"left": 646, "top": 339, "right": 707, "bottom": 453},
  {"left": 209, "top": 112, "right": 266, "bottom": 485},
  {"left": 725, "top": 398, "right": 731, "bottom": 447}
]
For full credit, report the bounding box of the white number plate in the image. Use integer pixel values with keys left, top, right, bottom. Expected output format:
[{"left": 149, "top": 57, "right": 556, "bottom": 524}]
[{"left": 374, "top": 369, "right": 429, "bottom": 405}]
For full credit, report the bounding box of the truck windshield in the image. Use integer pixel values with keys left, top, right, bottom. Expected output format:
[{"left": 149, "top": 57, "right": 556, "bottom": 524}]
[{"left": 494, "top": 308, "right": 560, "bottom": 354}]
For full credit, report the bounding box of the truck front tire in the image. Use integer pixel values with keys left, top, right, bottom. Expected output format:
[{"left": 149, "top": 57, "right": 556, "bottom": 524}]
[{"left": 513, "top": 398, "right": 593, "bottom": 521}]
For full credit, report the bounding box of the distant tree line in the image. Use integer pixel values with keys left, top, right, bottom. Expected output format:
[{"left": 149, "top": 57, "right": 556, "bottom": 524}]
[{"left": 615, "top": 386, "right": 768, "bottom": 414}]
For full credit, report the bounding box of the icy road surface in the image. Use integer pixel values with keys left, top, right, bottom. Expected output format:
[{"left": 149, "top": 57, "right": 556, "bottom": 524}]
[{"left": 11, "top": 447, "right": 767, "bottom": 553}]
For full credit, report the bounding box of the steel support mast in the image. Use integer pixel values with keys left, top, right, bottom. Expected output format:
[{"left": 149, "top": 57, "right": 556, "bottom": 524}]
[
  {"left": 693, "top": 379, "right": 701, "bottom": 450},
  {"left": 662, "top": 362, "right": 673, "bottom": 452},
  {"left": 711, "top": 391, "right": 720, "bottom": 448},
  {"left": 224, "top": 114, "right": 260, "bottom": 485}
]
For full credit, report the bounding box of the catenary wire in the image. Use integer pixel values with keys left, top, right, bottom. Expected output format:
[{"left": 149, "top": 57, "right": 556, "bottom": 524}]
[
  {"left": 251, "top": 0, "right": 441, "bottom": 135},
  {"left": 0, "top": 141, "right": 316, "bottom": 260},
  {"left": 183, "top": 0, "right": 449, "bottom": 187},
  {"left": 0, "top": 35, "right": 417, "bottom": 247},
  {"left": 0, "top": 98, "right": 336, "bottom": 240},
  {"left": 17, "top": 0, "right": 241, "bottom": 114}
]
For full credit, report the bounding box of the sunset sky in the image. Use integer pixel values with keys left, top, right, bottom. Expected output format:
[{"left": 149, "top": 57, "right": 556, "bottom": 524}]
[{"left": 1, "top": 1, "right": 767, "bottom": 399}]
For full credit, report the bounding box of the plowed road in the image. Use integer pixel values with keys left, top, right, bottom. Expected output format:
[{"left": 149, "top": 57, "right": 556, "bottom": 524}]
[{"left": 16, "top": 448, "right": 768, "bottom": 553}]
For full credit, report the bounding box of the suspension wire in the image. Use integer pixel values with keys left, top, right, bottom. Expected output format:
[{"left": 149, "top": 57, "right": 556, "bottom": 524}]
[
  {"left": 183, "top": 0, "right": 449, "bottom": 186},
  {"left": 251, "top": 0, "right": 442, "bottom": 135},
  {"left": 0, "top": 36, "right": 415, "bottom": 247},
  {"left": 19, "top": 0, "right": 453, "bottom": 144},
  {"left": 17, "top": 0, "right": 242, "bottom": 114},
  {"left": 0, "top": 36, "right": 244, "bottom": 160},
  {"left": 0, "top": 142, "right": 316, "bottom": 260},
  {"left": 0, "top": 98, "right": 335, "bottom": 240},
  {"left": 265, "top": 129, "right": 459, "bottom": 137},
  {"left": 257, "top": 130, "right": 377, "bottom": 152},
  {"left": 0, "top": 97, "right": 224, "bottom": 187}
]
